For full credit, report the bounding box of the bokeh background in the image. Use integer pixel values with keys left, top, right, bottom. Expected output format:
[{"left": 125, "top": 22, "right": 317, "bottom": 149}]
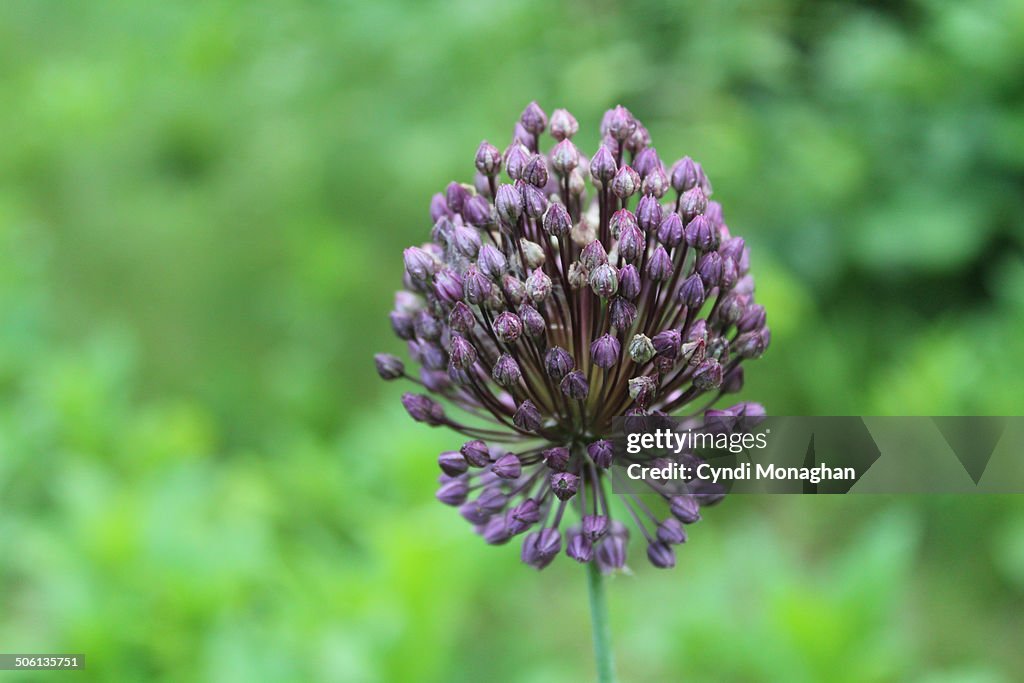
[{"left": 2, "top": 0, "right": 1024, "bottom": 681}]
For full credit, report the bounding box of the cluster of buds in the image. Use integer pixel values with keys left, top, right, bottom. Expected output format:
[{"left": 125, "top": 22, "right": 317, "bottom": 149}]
[{"left": 375, "top": 103, "right": 769, "bottom": 571}]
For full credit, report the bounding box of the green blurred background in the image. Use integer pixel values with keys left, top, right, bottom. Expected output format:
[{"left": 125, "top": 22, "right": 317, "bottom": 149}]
[{"left": 2, "top": 0, "right": 1023, "bottom": 681}]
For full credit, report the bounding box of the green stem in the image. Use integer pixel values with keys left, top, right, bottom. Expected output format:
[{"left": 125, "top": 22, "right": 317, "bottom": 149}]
[{"left": 586, "top": 560, "right": 617, "bottom": 683}]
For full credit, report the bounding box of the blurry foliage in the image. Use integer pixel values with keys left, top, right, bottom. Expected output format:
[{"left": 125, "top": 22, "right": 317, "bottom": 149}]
[{"left": 0, "top": 0, "right": 1023, "bottom": 681}]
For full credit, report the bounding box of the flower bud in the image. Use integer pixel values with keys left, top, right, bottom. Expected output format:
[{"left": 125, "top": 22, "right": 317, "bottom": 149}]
[
  {"left": 628, "top": 375, "right": 657, "bottom": 407},
  {"left": 460, "top": 440, "right": 491, "bottom": 468},
  {"left": 697, "top": 251, "right": 723, "bottom": 287},
  {"left": 633, "top": 147, "right": 660, "bottom": 178},
  {"left": 501, "top": 274, "right": 524, "bottom": 306},
  {"left": 560, "top": 370, "right": 590, "bottom": 399},
  {"left": 566, "top": 531, "right": 593, "bottom": 563},
  {"left": 569, "top": 168, "right": 586, "bottom": 197},
  {"left": 596, "top": 534, "right": 627, "bottom": 573},
  {"left": 459, "top": 500, "right": 490, "bottom": 525},
  {"left": 720, "top": 256, "right": 739, "bottom": 289},
  {"left": 413, "top": 311, "right": 441, "bottom": 341},
  {"left": 617, "top": 264, "right": 641, "bottom": 300},
  {"left": 591, "top": 333, "right": 621, "bottom": 369},
  {"left": 678, "top": 274, "right": 705, "bottom": 309},
  {"left": 551, "top": 472, "right": 580, "bottom": 501},
  {"left": 492, "top": 453, "right": 522, "bottom": 479},
  {"left": 636, "top": 195, "right": 663, "bottom": 234},
  {"left": 669, "top": 494, "right": 702, "bottom": 523},
  {"left": 447, "top": 303, "right": 475, "bottom": 335},
  {"left": 617, "top": 223, "right": 646, "bottom": 264},
  {"left": 477, "top": 243, "right": 507, "bottom": 279},
  {"left": 374, "top": 353, "right": 404, "bottom": 380},
  {"left": 567, "top": 261, "right": 588, "bottom": 289},
  {"left": 463, "top": 195, "right": 492, "bottom": 226},
  {"left": 549, "top": 108, "right": 579, "bottom": 141},
  {"left": 525, "top": 269, "right": 552, "bottom": 303},
  {"left": 504, "top": 143, "right": 530, "bottom": 180},
  {"left": 492, "top": 353, "right": 522, "bottom": 387},
  {"left": 657, "top": 212, "right": 684, "bottom": 248},
  {"left": 402, "top": 392, "right": 444, "bottom": 425},
  {"left": 647, "top": 541, "right": 676, "bottom": 568},
  {"left": 436, "top": 479, "right": 468, "bottom": 506},
  {"left": 671, "top": 156, "right": 698, "bottom": 193},
  {"left": 722, "top": 365, "right": 744, "bottom": 393},
  {"left": 735, "top": 329, "right": 769, "bottom": 359},
  {"left": 587, "top": 440, "right": 613, "bottom": 469},
  {"left": 462, "top": 265, "right": 494, "bottom": 305},
  {"left": 449, "top": 334, "right": 478, "bottom": 369},
  {"left": 680, "top": 186, "right": 707, "bottom": 222},
  {"left": 580, "top": 240, "right": 609, "bottom": 270},
  {"left": 609, "top": 297, "right": 638, "bottom": 329},
  {"left": 684, "top": 214, "right": 715, "bottom": 251},
  {"left": 572, "top": 216, "right": 596, "bottom": 247},
  {"left": 507, "top": 498, "right": 540, "bottom": 534},
  {"left": 551, "top": 139, "right": 580, "bottom": 176},
  {"left": 522, "top": 528, "right": 561, "bottom": 569},
  {"left": 641, "top": 165, "right": 669, "bottom": 198},
  {"left": 520, "top": 101, "right": 548, "bottom": 135},
  {"left": 737, "top": 304, "right": 766, "bottom": 333},
  {"left": 692, "top": 358, "right": 723, "bottom": 390},
  {"left": 543, "top": 446, "right": 571, "bottom": 471},
  {"left": 545, "top": 346, "right": 574, "bottom": 380},
  {"left": 446, "top": 182, "right": 469, "bottom": 214},
  {"left": 451, "top": 222, "right": 482, "bottom": 258},
  {"left": 542, "top": 202, "right": 572, "bottom": 236},
  {"left": 438, "top": 451, "right": 468, "bottom": 476},
  {"left": 521, "top": 182, "right": 548, "bottom": 219},
  {"left": 513, "top": 399, "right": 542, "bottom": 432},
  {"left": 519, "top": 239, "right": 545, "bottom": 269},
  {"left": 475, "top": 141, "right": 502, "bottom": 176},
  {"left": 589, "top": 263, "right": 619, "bottom": 298},
  {"left": 430, "top": 193, "right": 451, "bottom": 222},
  {"left": 434, "top": 268, "right": 464, "bottom": 304},
  {"left": 403, "top": 246, "right": 437, "bottom": 282},
  {"left": 390, "top": 311, "right": 415, "bottom": 340},
  {"left": 646, "top": 245, "right": 674, "bottom": 282},
  {"left": 495, "top": 183, "right": 524, "bottom": 227},
  {"left": 493, "top": 311, "right": 523, "bottom": 343},
  {"left": 519, "top": 304, "right": 546, "bottom": 339},
  {"left": 590, "top": 145, "right": 617, "bottom": 184},
  {"left": 605, "top": 105, "right": 636, "bottom": 141},
  {"left": 481, "top": 516, "right": 512, "bottom": 545},
  {"left": 628, "top": 334, "right": 655, "bottom": 364},
  {"left": 657, "top": 517, "right": 688, "bottom": 545},
  {"left": 611, "top": 165, "right": 641, "bottom": 199}
]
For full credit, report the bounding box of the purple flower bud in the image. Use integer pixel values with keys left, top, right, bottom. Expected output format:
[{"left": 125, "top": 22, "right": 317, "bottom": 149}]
[
  {"left": 684, "top": 214, "right": 715, "bottom": 251},
  {"left": 697, "top": 251, "right": 723, "bottom": 287},
  {"left": 463, "top": 195, "right": 492, "bottom": 226},
  {"left": 430, "top": 193, "right": 451, "bottom": 222},
  {"left": 609, "top": 297, "right": 638, "bottom": 329},
  {"left": 618, "top": 223, "right": 646, "bottom": 264},
  {"left": 596, "top": 534, "right": 627, "bottom": 573},
  {"left": 680, "top": 186, "right": 708, "bottom": 222},
  {"left": 636, "top": 194, "right": 663, "bottom": 233},
  {"left": 525, "top": 269, "right": 552, "bottom": 303},
  {"left": 448, "top": 302, "right": 476, "bottom": 334},
  {"left": 448, "top": 334, "right": 478, "bottom": 369},
  {"left": 551, "top": 472, "right": 580, "bottom": 500},
  {"left": 477, "top": 243, "right": 507, "bottom": 279},
  {"left": 513, "top": 399, "right": 542, "bottom": 432},
  {"left": 374, "top": 353, "right": 404, "bottom": 380},
  {"left": 475, "top": 141, "right": 502, "bottom": 176},
  {"left": 502, "top": 274, "right": 526, "bottom": 306},
  {"left": 589, "top": 263, "right": 619, "bottom": 298},
  {"left": 459, "top": 500, "right": 491, "bottom": 525},
  {"left": 550, "top": 138, "right": 580, "bottom": 175},
  {"left": 462, "top": 265, "right": 493, "bottom": 305},
  {"left": 605, "top": 105, "right": 636, "bottom": 141},
  {"left": 580, "top": 240, "right": 609, "bottom": 270},
  {"left": 520, "top": 101, "right": 548, "bottom": 135},
  {"left": 633, "top": 148, "right": 660, "bottom": 178},
  {"left": 646, "top": 245, "right": 674, "bottom": 282},
  {"left": 651, "top": 329, "right": 680, "bottom": 361},
  {"left": 481, "top": 516, "right": 512, "bottom": 545},
  {"left": 611, "top": 165, "right": 641, "bottom": 199},
  {"left": 657, "top": 517, "right": 688, "bottom": 545},
  {"left": 591, "top": 333, "right": 621, "bottom": 369},
  {"left": 403, "top": 246, "right": 437, "bottom": 282},
  {"left": 543, "top": 446, "right": 571, "bottom": 471},
  {"left": 446, "top": 182, "right": 469, "bottom": 214},
  {"left": 492, "top": 353, "right": 522, "bottom": 387},
  {"left": 434, "top": 268, "right": 464, "bottom": 304},
  {"left": 437, "top": 479, "right": 468, "bottom": 506},
  {"left": 722, "top": 365, "right": 744, "bottom": 393},
  {"left": 590, "top": 145, "right": 617, "bottom": 184},
  {"left": 735, "top": 329, "right": 769, "bottom": 359},
  {"left": 450, "top": 223, "right": 482, "bottom": 259},
  {"left": 545, "top": 346, "right": 574, "bottom": 380},
  {"left": 647, "top": 542, "right": 676, "bottom": 568},
  {"left": 613, "top": 266, "right": 639, "bottom": 302},
  {"left": 560, "top": 370, "right": 589, "bottom": 399},
  {"left": 460, "top": 440, "right": 491, "bottom": 467},
  {"left": 390, "top": 311, "right": 415, "bottom": 340},
  {"left": 720, "top": 256, "right": 739, "bottom": 289},
  {"left": 522, "top": 528, "right": 561, "bottom": 569},
  {"left": 657, "top": 212, "right": 684, "bottom": 248},
  {"left": 670, "top": 494, "right": 702, "bottom": 523},
  {"left": 476, "top": 487, "right": 508, "bottom": 514},
  {"left": 438, "top": 450, "right": 468, "bottom": 476},
  {"left": 692, "top": 358, "right": 723, "bottom": 390},
  {"left": 628, "top": 375, "right": 657, "bottom": 408},
  {"left": 720, "top": 236, "right": 745, "bottom": 263},
  {"left": 402, "top": 392, "right": 444, "bottom": 425},
  {"left": 520, "top": 154, "right": 548, "bottom": 188},
  {"left": 737, "top": 304, "right": 766, "bottom": 333},
  {"left": 549, "top": 108, "right": 579, "bottom": 141},
  {"left": 566, "top": 531, "right": 593, "bottom": 563},
  {"left": 504, "top": 143, "right": 530, "bottom": 180},
  {"left": 495, "top": 183, "right": 524, "bottom": 227},
  {"left": 521, "top": 182, "right": 548, "bottom": 219},
  {"left": 491, "top": 453, "right": 522, "bottom": 480},
  {"left": 507, "top": 498, "right": 540, "bottom": 534},
  {"left": 714, "top": 292, "right": 747, "bottom": 328},
  {"left": 671, "top": 156, "right": 699, "bottom": 193},
  {"left": 413, "top": 311, "right": 441, "bottom": 341},
  {"left": 542, "top": 202, "right": 571, "bottom": 236},
  {"left": 432, "top": 216, "right": 454, "bottom": 244},
  {"left": 642, "top": 165, "right": 669, "bottom": 198},
  {"left": 678, "top": 274, "right": 706, "bottom": 310},
  {"left": 587, "top": 440, "right": 614, "bottom": 469},
  {"left": 514, "top": 123, "right": 535, "bottom": 151},
  {"left": 518, "top": 304, "right": 546, "bottom": 339},
  {"left": 492, "top": 311, "right": 523, "bottom": 343}
]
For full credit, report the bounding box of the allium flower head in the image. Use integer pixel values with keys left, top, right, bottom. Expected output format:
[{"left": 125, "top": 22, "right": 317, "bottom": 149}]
[{"left": 377, "top": 103, "right": 769, "bottom": 571}]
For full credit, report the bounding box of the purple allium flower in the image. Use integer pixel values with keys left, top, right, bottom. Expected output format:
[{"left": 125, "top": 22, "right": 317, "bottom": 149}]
[{"left": 377, "top": 104, "right": 769, "bottom": 571}]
